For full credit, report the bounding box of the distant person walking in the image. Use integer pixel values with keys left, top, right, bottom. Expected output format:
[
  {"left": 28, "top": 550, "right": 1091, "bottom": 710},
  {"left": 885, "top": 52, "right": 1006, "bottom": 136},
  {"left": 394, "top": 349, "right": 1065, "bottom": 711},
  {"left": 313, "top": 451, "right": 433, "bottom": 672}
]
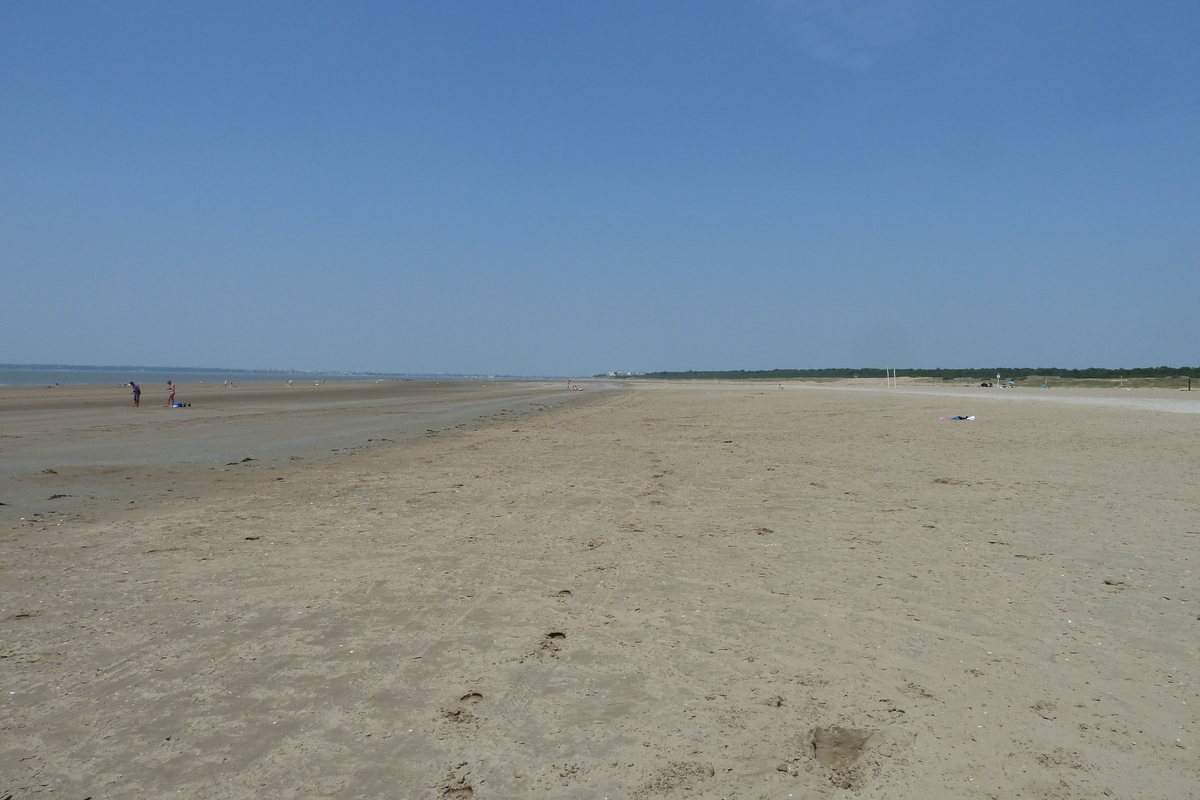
[
  {"left": 129, "top": 381, "right": 141, "bottom": 407},
  {"left": 165, "top": 380, "right": 175, "bottom": 406}
]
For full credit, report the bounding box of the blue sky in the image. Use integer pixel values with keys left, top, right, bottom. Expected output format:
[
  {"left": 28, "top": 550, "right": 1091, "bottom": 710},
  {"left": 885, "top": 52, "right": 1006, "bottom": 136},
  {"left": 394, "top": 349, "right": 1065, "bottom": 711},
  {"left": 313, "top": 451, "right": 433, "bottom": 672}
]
[{"left": 2, "top": 1, "right": 1197, "bottom": 375}]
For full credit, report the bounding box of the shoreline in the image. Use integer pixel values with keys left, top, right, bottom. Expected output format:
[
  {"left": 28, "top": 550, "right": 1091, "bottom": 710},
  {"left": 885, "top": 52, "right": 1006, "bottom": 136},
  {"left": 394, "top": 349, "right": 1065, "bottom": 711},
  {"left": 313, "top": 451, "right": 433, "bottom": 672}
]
[{"left": 0, "top": 379, "right": 617, "bottom": 520}]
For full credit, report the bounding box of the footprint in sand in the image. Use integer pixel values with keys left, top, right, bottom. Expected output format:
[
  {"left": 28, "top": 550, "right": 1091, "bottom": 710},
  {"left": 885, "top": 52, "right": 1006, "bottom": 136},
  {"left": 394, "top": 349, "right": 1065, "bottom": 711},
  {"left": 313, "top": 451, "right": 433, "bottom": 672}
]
[
  {"left": 811, "top": 726, "right": 878, "bottom": 769},
  {"left": 784, "top": 725, "right": 886, "bottom": 790}
]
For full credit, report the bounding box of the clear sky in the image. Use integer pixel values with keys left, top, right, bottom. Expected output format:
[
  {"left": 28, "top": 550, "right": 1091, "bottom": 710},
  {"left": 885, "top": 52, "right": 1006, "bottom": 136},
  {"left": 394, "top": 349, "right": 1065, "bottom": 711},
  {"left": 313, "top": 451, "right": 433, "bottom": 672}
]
[{"left": 3, "top": 1, "right": 1197, "bottom": 375}]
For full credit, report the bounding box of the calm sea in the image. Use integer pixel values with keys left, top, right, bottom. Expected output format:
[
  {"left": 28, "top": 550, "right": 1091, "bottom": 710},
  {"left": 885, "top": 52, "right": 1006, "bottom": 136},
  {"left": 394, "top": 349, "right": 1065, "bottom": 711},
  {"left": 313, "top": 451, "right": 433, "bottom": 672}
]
[{"left": 0, "top": 367, "right": 422, "bottom": 386}]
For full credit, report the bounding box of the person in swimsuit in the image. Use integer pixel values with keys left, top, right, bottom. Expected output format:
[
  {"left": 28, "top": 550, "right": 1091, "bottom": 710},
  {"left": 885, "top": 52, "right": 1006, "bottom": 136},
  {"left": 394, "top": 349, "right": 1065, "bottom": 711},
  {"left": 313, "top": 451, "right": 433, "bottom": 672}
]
[{"left": 166, "top": 380, "right": 175, "bottom": 406}]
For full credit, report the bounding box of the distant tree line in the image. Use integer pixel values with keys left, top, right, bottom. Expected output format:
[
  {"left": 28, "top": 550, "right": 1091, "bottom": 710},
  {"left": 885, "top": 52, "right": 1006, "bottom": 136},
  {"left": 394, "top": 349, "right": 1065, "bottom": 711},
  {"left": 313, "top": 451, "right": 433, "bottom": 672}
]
[{"left": 612, "top": 367, "right": 1198, "bottom": 381}]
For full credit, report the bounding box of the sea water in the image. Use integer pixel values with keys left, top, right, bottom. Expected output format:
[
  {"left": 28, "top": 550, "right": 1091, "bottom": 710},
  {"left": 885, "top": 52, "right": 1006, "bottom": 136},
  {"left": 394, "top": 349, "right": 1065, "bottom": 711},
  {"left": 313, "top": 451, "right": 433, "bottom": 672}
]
[{"left": 0, "top": 366, "right": 416, "bottom": 386}]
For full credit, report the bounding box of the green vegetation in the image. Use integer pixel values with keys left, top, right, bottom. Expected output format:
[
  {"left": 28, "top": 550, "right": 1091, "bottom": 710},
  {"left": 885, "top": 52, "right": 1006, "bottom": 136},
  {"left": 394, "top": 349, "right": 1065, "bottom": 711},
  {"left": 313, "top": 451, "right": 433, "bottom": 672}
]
[{"left": 612, "top": 367, "right": 1197, "bottom": 383}]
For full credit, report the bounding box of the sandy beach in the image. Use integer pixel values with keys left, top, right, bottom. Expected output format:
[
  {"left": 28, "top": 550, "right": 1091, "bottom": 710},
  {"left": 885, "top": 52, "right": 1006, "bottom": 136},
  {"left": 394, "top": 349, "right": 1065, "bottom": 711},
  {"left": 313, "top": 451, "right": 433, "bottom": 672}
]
[{"left": 2, "top": 380, "right": 1198, "bottom": 799}]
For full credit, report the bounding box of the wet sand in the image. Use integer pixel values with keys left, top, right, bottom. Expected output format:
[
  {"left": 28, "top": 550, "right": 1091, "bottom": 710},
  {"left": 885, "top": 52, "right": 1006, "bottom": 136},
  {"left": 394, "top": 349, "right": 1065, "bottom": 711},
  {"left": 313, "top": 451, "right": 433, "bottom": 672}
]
[
  {"left": 2, "top": 381, "right": 1197, "bottom": 798},
  {"left": 0, "top": 380, "right": 596, "bottom": 515}
]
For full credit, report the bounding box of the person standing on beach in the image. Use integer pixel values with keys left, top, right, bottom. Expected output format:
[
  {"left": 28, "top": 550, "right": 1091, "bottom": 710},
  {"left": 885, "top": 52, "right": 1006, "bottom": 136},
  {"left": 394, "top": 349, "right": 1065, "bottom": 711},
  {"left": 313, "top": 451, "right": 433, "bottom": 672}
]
[
  {"left": 129, "top": 381, "right": 141, "bottom": 407},
  {"left": 165, "top": 380, "right": 175, "bottom": 406}
]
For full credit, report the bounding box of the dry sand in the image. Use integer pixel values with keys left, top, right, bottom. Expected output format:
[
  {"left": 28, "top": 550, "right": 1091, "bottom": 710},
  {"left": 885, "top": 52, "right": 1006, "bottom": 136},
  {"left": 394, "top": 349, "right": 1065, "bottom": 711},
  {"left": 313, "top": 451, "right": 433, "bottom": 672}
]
[{"left": 2, "top": 380, "right": 1198, "bottom": 798}]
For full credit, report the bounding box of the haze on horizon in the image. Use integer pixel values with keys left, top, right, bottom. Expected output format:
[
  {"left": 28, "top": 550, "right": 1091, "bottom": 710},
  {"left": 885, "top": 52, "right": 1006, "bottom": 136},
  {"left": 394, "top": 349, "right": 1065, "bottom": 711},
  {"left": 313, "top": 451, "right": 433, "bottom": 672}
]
[{"left": 2, "top": 2, "right": 1196, "bottom": 376}]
